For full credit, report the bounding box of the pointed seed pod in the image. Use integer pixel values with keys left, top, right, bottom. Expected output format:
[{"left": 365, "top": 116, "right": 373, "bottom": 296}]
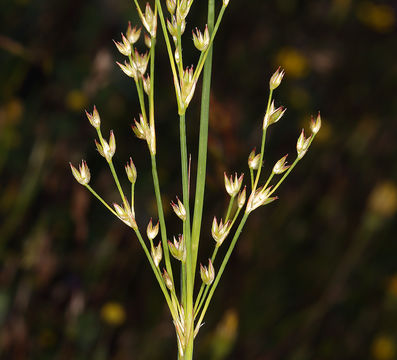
[
  {"left": 269, "top": 66, "right": 285, "bottom": 90},
  {"left": 113, "top": 33, "right": 132, "bottom": 56},
  {"left": 113, "top": 201, "right": 137, "bottom": 229},
  {"left": 238, "top": 186, "right": 247, "bottom": 209},
  {"left": 147, "top": 218, "right": 159, "bottom": 241},
  {"left": 200, "top": 259, "right": 215, "bottom": 285},
  {"left": 85, "top": 105, "right": 100, "bottom": 129},
  {"left": 296, "top": 129, "right": 312, "bottom": 159},
  {"left": 192, "top": 25, "right": 210, "bottom": 52},
  {"left": 168, "top": 235, "right": 186, "bottom": 262},
  {"left": 248, "top": 149, "right": 260, "bottom": 170},
  {"left": 166, "top": 0, "right": 176, "bottom": 14},
  {"left": 171, "top": 197, "right": 186, "bottom": 221},
  {"left": 116, "top": 61, "right": 137, "bottom": 80},
  {"left": 310, "top": 112, "right": 322, "bottom": 134},
  {"left": 224, "top": 172, "right": 244, "bottom": 197},
  {"left": 125, "top": 157, "right": 137, "bottom": 184},
  {"left": 273, "top": 154, "right": 290, "bottom": 174},
  {"left": 144, "top": 34, "right": 152, "bottom": 48},
  {"left": 126, "top": 22, "right": 141, "bottom": 44},
  {"left": 151, "top": 242, "right": 162, "bottom": 267},
  {"left": 142, "top": 75, "right": 151, "bottom": 95},
  {"left": 70, "top": 160, "right": 91, "bottom": 185},
  {"left": 246, "top": 186, "right": 278, "bottom": 213},
  {"left": 162, "top": 269, "right": 174, "bottom": 290},
  {"left": 140, "top": 2, "right": 157, "bottom": 37},
  {"left": 211, "top": 217, "right": 231, "bottom": 247}
]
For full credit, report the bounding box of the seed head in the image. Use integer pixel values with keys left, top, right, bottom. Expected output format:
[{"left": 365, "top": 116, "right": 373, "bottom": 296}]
[
  {"left": 168, "top": 235, "right": 186, "bottom": 262},
  {"left": 179, "top": 66, "right": 197, "bottom": 111},
  {"left": 269, "top": 67, "right": 285, "bottom": 90},
  {"left": 113, "top": 33, "right": 132, "bottom": 56},
  {"left": 200, "top": 259, "right": 215, "bottom": 285},
  {"left": 151, "top": 242, "right": 162, "bottom": 267},
  {"left": 273, "top": 154, "right": 290, "bottom": 174},
  {"left": 126, "top": 22, "right": 141, "bottom": 44},
  {"left": 144, "top": 33, "right": 152, "bottom": 48},
  {"left": 248, "top": 149, "right": 260, "bottom": 170},
  {"left": 211, "top": 217, "right": 231, "bottom": 247},
  {"left": 147, "top": 218, "right": 159, "bottom": 241},
  {"left": 162, "top": 269, "right": 174, "bottom": 290},
  {"left": 192, "top": 25, "right": 210, "bottom": 52},
  {"left": 296, "top": 129, "right": 312, "bottom": 159},
  {"left": 95, "top": 130, "right": 116, "bottom": 162},
  {"left": 70, "top": 160, "right": 91, "bottom": 185},
  {"left": 142, "top": 75, "right": 151, "bottom": 95},
  {"left": 140, "top": 3, "right": 157, "bottom": 37},
  {"left": 166, "top": 0, "right": 176, "bottom": 14},
  {"left": 246, "top": 186, "right": 278, "bottom": 213},
  {"left": 131, "top": 114, "right": 148, "bottom": 140},
  {"left": 125, "top": 157, "right": 137, "bottom": 184},
  {"left": 85, "top": 105, "right": 100, "bottom": 129},
  {"left": 263, "top": 100, "right": 286, "bottom": 129},
  {"left": 238, "top": 186, "right": 247, "bottom": 209},
  {"left": 113, "top": 201, "right": 137, "bottom": 230},
  {"left": 167, "top": 16, "right": 186, "bottom": 42},
  {"left": 224, "top": 172, "right": 244, "bottom": 197},
  {"left": 171, "top": 197, "right": 186, "bottom": 221},
  {"left": 116, "top": 60, "right": 137, "bottom": 80},
  {"left": 134, "top": 49, "right": 149, "bottom": 75},
  {"left": 310, "top": 112, "right": 322, "bottom": 135}
]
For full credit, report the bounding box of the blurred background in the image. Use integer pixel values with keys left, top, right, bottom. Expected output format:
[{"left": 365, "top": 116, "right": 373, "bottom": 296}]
[{"left": 1, "top": 0, "right": 397, "bottom": 359}]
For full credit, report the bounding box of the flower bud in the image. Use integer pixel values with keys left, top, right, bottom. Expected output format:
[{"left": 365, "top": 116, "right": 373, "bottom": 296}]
[
  {"left": 125, "top": 157, "right": 137, "bottom": 184},
  {"left": 113, "top": 33, "right": 132, "bottom": 56},
  {"left": 211, "top": 217, "right": 231, "bottom": 247},
  {"left": 166, "top": 0, "right": 176, "bottom": 14},
  {"left": 147, "top": 218, "right": 159, "bottom": 241},
  {"left": 246, "top": 186, "right": 278, "bottom": 213},
  {"left": 85, "top": 106, "right": 100, "bottom": 129},
  {"left": 238, "top": 186, "right": 247, "bottom": 209},
  {"left": 142, "top": 75, "right": 151, "bottom": 95},
  {"left": 131, "top": 114, "right": 148, "bottom": 140},
  {"left": 113, "top": 201, "right": 137, "bottom": 229},
  {"left": 70, "top": 160, "right": 91, "bottom": 185},
  {"left": 144, "top": 34, "right": 152, "bottom": 48},
  {"left": 192, "top": 25, "right": 210, "bottom": 52},
  {"left": 126, "top": 22, "right": 141, "bottom": 44},
  {"left": 269, "top": 67, "right": 285, "bottom": 90},
  {"left": 168, "top": 235, "right": 186, "bottom": 262},
  {"left": 180, "top": 66, "right": 197, "bottom": 111},
  {"left": 296, "top": 129, "right": 312, "bottom": 159},
  {"left": 224, "top": 172, "right": 244, "bottom": 197},
  {"left": 310, "top": 112, "right": 321, "bottom": 134},
  {"left": 117, "top": 61, "right": 137, "bottom": 80},
  {"left": 272, "top": 154, "right": 290, "bottom": 174},
  {"left": 95, "top": 131, "right": 116, "bottom": 162},
  {"left": 134, "top": 49, "right": 149, "bottom": 75},
  {"left": 140, "top": 3, "right": 157, "bottom": 37},
  {"left": 248, "top": 149, "right": 260, "bottom": 170},
  {"left": 171, "top": 197, "right": 186, "bottom": 221},
  {"left": 200, "top": 259, "right": 215, "bottom": 285},
  {"left": 167, "top": 16, "right": 185, "bottom": 41},
  {"left": 263, "top": 101, "right": 286, "bottom": 129},
  {"left": 151, "top": 242, "right": 162, "bottom": 267},
  {"left": 162, "top": 269, "right": 173, "bottom": 290}
]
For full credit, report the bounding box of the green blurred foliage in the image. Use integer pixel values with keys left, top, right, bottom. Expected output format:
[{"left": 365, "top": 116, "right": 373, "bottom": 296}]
[{"left": 0, "top": 0, "right": 397, "bottom": 359}]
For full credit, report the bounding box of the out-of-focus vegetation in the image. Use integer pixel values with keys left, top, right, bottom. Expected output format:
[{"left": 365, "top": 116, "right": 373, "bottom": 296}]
[{"left": 0, "top": 0, "right": 396, "bottom": 359}]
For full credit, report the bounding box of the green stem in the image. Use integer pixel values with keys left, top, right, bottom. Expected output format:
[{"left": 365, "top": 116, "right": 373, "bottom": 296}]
[
  {"left": 195, "top": 212, "right": 249, "bottom": 334},
  {"left": 85, "top": 185, "right": 117, "bottom": 217},
  {"left": 191, "top": 0, "right": 215, "bottom": 284},
  {"left": 225, "top": 196, "right": 235, "bottom": 222},
  {"left": 151, "top": 154, "right": 174, "bottom": 282}
]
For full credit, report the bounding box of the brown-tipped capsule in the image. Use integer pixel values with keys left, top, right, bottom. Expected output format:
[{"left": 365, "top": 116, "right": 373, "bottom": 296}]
[
  {"left": 144, "top": 34, "right": 152, "bottom": 48},
  {"left": 238, "top": 186, "right": 247, "bottom": 209},
  {"left": 162, "top": 269, "right": 174, "bottom": 290},
  {"left": 171, "top": 197, "right": 186, "bottom": 221},
  {"left": 125, "top": 157, "right": 137, "bottom": 184},
  {"left": 113, "top": 33, "right": 132, "bottom": 56},
  {"left": 269, "top": 67, "right": 285, "bottom": 90},
  {"left": 70, "top": 160, "right": 91, "bottom": 185},
  {"left": 142, "top": 75, "right": 151, "bottom": 95},
  {"left": 246, "top": 186, "right": 278, "bottom": 213},
  {"left": 310, "top": 112, "right": 321, "bottom": 134},
  {"left": 166, "top": 0, "right": 176, "bottom": 14},
  {"left": 200, "top": 259, "right": 215, "bottom": 285},
  {"left": 134, "top": 49, "right": 149, "bottom": 75},
  {"left": 263, "top": 100, "right": 286, "bottom": 129},
  {"left": 151, "top": 242, "right": 162, "bottom": 267},
  {"left": 296, "top": 129, "right": 312, "bottom": 159},
  {"left": 131, "top": 115, "right": 147, "bottom": 140},
  {"left": 168, "top": 235, "right": 186, "bottom": 262},
  {"left": 180, "top": 65, "right": 197, "bottom": 111},
  {"left": 224, "top": 172, "right": 244, "bottom": 197},
  {"left": 141, "top": 2, "right": 157, "bottom": 37},
  {"left": 85, "top": 105, "right": 100, "bottom": 129},
  {"left": 211, "top": 217, "right": 231, "bottom": 247},
  {"left": 147, "top": 218, "right": 159, "bottom": 241},
  {"left": 126, "top": 22, "right": 141, "bottom": 44},
  {"left": 248, "top": 149, "right": 260, "bottom": 170},
  {"left": 116, "top": 61, "right": 137, "bottom": 80},
  {"left": 113, "top": 201, "right": 137, "bottom": 230},
  {"left": 273, "top": 154, "right": 290, "bottom": 174},
  {"left": 192, "top": 25, "right": 210, "bottom": 52}
]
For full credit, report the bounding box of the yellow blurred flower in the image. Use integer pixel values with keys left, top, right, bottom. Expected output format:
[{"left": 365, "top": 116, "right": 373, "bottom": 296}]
[
  {"left": 275, "top": 48, "right": 309, "bottom": 79},
  {"left": 357, "top": 2, "right": 395, "bottom": 33},
  {"left": 372, "top": 335, "right": 396, "bottom": 360},
  {"left": 368, "top": 181, "right": 397, "bottom": 217},
  {"left": 66, "top": 89, "right": 88, "bottom": 112},
  {"left": 100, "top": 302, "right": 126, "bottom": 326},
  {"left": 388, "top": 274, "right": 397, "bottom": 297}
]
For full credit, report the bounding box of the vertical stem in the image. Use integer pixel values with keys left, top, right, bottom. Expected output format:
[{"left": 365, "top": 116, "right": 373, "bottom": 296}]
[{"left": 191, "top": 0, "right": 215, "bottom": 284}]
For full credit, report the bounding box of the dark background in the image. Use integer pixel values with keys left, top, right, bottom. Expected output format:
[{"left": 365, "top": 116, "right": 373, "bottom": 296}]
[{"left": 1, "top": 0, "right": 397, "bottom": 359}]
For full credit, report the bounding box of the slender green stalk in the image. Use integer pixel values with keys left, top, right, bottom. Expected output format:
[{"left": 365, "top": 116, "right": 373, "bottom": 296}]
[
  {"left": 225, "top": 196, "right": 235, "bottom": 222},
  {"left": 85, "top": 185, "right": 118, "bottom": 217},
  {"left": 195, "top": 212, "right": 249, "bottom": 334},
  {"left": 191, "top": 0, "right": 215, "bottom": 282}
]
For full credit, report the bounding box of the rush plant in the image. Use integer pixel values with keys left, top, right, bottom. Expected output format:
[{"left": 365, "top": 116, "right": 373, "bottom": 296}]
[{"left": 70, "top": 0, "right": 321, "bottom": 358}]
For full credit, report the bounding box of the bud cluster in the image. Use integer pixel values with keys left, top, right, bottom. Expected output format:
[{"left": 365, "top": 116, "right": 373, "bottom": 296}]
[
  {"left": 168, "top": 235, "right": 186, "bottom": 262},
  {"left": 224, "top": 172, "right": 244, "bottom": 197},
  {"left": 211, "top": 217, "right": 231, "bottom": 247}
]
